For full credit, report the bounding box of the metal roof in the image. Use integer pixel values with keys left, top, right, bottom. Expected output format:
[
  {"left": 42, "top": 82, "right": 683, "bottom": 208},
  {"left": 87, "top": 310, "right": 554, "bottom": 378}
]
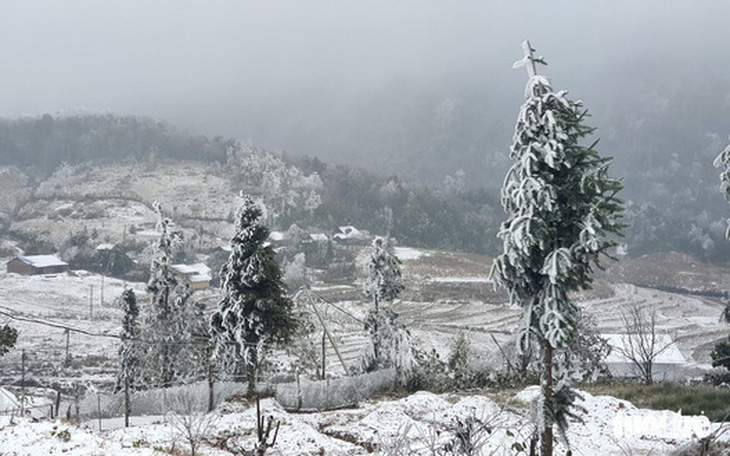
[{"left": 18, "top": 255, "right": 68, "bottom": 268}]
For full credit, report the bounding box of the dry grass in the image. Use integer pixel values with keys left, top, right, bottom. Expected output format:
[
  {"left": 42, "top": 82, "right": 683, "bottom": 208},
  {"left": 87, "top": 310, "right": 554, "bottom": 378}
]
[{"left": 583, "top": 382, "right": 730, "bottom": 422}]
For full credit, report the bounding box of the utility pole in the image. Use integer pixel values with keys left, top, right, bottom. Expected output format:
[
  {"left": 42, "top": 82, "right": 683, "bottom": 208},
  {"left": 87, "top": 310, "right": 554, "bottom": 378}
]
[
  {"left": 321, "top": 330, "right": 326, "bottom": 380},
  {"left": 305, "top": 288, "right": 348, "bottom": 374},
  {"left": 207, "top": 363, "right": 214, "bottom": 413},
  {"left": 89, "top": 285, "right": 94, "bottom": 319},
  {"left": 21, "top": 349, "right": 26, "bottom": 415},
  {"left": 64, "top": 329, "right": 70, "bottom": 366}
]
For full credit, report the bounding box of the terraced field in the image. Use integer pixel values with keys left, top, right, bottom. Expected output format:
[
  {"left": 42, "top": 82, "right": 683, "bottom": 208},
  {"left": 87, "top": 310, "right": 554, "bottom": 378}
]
[{"left": 1, "top": 248, "right": 728, "bottom": 401}]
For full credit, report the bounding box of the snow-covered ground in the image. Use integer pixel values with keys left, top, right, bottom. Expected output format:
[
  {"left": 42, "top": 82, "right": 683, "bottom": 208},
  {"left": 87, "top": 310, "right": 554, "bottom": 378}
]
[
  {"left": 2, "top": 247, "right": 730, "bottom": 454},
  {"left": 393, "top": 247, "right": 430, "bottom": 261},
  {"left": 0, "top": 387, "right": 720, "bottom": 455}
]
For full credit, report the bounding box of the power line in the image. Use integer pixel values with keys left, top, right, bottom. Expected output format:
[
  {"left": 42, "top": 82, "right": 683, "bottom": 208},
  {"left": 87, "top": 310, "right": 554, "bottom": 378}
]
[
  {"left": 0, "top": 306, "right": 265, "bottom": 348},
  {"left": 0, "top": 307, "right": 119, "bottom": 340},
  {"left": 297, "top": 288, "right": 364, "bottom": 324}
]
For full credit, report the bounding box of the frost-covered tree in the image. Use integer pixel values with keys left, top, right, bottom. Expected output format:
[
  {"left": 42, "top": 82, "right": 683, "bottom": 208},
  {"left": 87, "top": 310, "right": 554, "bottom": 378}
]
[
  {"left": 713, "top": 140, "right": 730, "bottom": 324},
  {"left": 711, "top": 334, "right": 730, "bottom": 371},
  {"left": 227, "top": 144, "right": 323, "bottom": 224},
  {"left": 363, "top": 236, "right": 404, "bottom": 311},
  {"left": 712, "top": 138, "right": 730, "bottom": 371},
  {"left": 282, "top": 252, "right": 309, "bottom": 291},
  {"left": 359, "top": 308, "right": 416, "bottom": 385},
  {"left": 116, "top": 289, "right": 141, "bottom": 392},
  {"left": 0, "top": 324, "right": 18, "bottom": 357},
  {"left": 359, "top": 236, "right": 413, "bottom": 383},
  {"left": 490, "top": 42, "right": 624, "bottom": 456},
  {"left": 561, "top": 310, "right": 611, "bottom": 383},
  {"left": 210, "top": 195, "right": 297, "bottom": 397},
  {"left": 713, "top": 136, "right": 730, "bottom": 239},
  {"left": 142, "top": 203, "right": 201, "bottom": 388}
]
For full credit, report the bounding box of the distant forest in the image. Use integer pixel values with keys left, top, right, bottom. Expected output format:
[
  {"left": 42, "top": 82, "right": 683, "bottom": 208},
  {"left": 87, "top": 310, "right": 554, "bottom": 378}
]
[
  {"left": 1, "top": 112, "right": 730, "bottom": 263},
  {"left": 0, "top": 114, "right": 500, "bottom": 255}
]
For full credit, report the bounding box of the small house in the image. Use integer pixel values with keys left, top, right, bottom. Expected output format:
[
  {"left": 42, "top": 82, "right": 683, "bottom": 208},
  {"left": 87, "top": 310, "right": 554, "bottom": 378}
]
[
  {"left": 6, "top": 255, "right": 69, "bottom": 276},
  {"left": 95, "top": 243, "right": 117, "bottom": 252},
  {"left": 267, "top": 231, "right": 290, "bottom": 248},
  {"left": 0, "top": 388, "right": 19, "bottom": 414},
  {"left": 170, "top": 263, "right": 212, "bottom": 290},
  {"left": 333, "top": 226, "right": 371, "bottom": 246},
  {"left": 307, "top": 233, "right": 329, "bottom": 243},
  {"left": 603, "top": 333, "right": 687, "bottom": 382}
]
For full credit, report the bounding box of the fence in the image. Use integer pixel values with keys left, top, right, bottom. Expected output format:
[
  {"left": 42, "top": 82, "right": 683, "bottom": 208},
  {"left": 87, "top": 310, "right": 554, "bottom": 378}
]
[
  {"left": 67, "top": 368, "right": 397, "bottom": 422},
  {"left": 275, "top": 368, "right": 396, "bottom": 412}
]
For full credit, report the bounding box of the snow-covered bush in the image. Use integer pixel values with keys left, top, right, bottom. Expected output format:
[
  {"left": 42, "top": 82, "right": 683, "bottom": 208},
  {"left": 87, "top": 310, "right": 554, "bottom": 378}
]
[
  {"left": 282, "top": 252, "right": 309, "bottom": 291},
  {"left": 359, "top": 309, "right": 416, "bottom": 386}
]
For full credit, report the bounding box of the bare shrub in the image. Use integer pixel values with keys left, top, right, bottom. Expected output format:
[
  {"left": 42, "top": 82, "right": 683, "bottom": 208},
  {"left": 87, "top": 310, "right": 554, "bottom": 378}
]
[
  {"left": 619, "top": 302, "right": 672, "bottom": 384},
  {"left": 165, "top": 389, "right": 219, "bottom": 456},
  {"left": 669, "top": 424, "right": 730, "bottom": 456}
]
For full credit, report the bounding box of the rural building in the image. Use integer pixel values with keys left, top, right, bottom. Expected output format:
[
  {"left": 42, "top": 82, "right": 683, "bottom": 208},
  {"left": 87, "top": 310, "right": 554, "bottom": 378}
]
[
  {"left": 170, "top": 263, "right": 212, "bottom": 290},
  {"left": 308, "top": 233, "right": 329, "bottom": 243},
  {"left": 603, "top": 333, "right": 687, "bottom": 382},
  {"left": 6, "top": 255, "right": 69, "bottom": 276},
  {"left": 0, "top": 388, "right": 19, "bottom": 414},
  {"left": 268, "top": 231, "right": 290, "bottom": 248},
  {"left": 333, "top": 226, "right": 371, "bottom": 246},
  {"left": 95, "top": 243, "right": 117, "bottom": 252}
]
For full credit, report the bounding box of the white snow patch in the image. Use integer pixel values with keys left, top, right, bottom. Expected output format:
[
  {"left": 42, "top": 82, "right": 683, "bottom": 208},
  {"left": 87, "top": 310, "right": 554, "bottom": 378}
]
[
  {"left": 429, "top": 276, "right": 490, "bottom": 283},
  {"left": 394, "top": 247, "right": 429, "bottom": 261},
  {"left": 514, "top": 385, "right": 541, "bottom": 404}
]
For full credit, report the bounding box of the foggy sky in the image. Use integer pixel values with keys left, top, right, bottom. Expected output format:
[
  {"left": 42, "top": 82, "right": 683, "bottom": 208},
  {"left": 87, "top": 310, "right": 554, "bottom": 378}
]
[{"left": 2, "top": 1, "right": 729, "bottom": 166}]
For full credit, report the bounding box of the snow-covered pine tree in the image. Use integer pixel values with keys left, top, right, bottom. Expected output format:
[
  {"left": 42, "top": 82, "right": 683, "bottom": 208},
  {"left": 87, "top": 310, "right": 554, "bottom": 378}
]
[
  {"left": 360, "top": 236, "right": 414, "bottom": 383},
  {"left": 116, "top": 288, "right": 140, "bottom": 392},
  {"left": 491, "top": 41, "right": 624, "bottom": 456},
  {"left": 143, "top": 203, "right": 198, "bottom": 388},
  {"left": 210, "top": 195, "right": 297, "bottom": 397}
]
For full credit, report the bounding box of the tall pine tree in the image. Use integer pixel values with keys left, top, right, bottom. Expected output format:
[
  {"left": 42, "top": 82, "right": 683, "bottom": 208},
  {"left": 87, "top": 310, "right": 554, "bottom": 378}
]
[
  {"left": 491, "top": 42, "right": 623, "bottom": 456},
  {"left": 117, "top": 288, "right": 140, "bottom": 392},
  {"left": 210, "top": 195, "right": 297, "bottom": 397},
  {"left": 143, "top": 203, "right": 196, "bottom": 388}
]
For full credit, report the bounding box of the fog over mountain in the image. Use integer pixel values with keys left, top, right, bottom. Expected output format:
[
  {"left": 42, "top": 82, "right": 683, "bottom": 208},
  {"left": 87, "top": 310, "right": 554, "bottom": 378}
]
[{"left": 3, "top": 2, "right": 730, "bottom": 252}]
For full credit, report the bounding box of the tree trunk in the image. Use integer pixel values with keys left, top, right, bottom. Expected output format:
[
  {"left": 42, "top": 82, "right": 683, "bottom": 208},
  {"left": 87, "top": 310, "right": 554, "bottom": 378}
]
[
  {"left": 124, "top": 376, "right": 130, "bottom": 428},
  {"left": 644, "top": 360, "right": 653, "bottom": 385},
  {"left": 247, "top": 348, "right": 258, "bottom": 398},
  {"left": 542, "top": 342, "right": 554, "bottom": 456},
  {"left": 207, "top": 363, "right": 215, "bottom": 412}
]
